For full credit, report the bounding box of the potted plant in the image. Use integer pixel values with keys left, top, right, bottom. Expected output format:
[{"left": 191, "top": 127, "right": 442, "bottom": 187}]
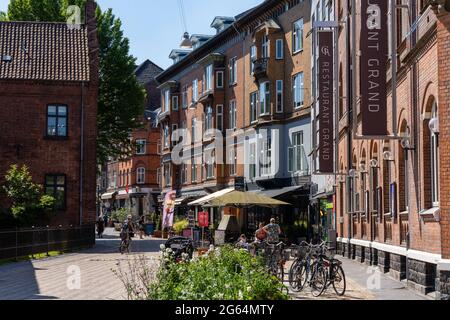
[
  {"left": 173, "top": 219, "right": 189, "bottom": 236},
  {"left": 111, "top": 208, "right": 129, "bottom": 231}
]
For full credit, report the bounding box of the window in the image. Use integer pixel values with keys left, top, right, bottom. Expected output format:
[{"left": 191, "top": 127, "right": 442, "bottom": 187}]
[
  {"left": 250, "top": 45, "right": 257, "bottom": 74},
  {"left": 260, "top": 130, "right": 272, "bottom": 176},
  {"left": 216, "top": 71, "right": 224, "bottom": 88},
  {"left": 181, "top": 164, "right": 187, "bottom": 184},
  {"left": 191, "top": 158, "right": 198, "bottom": 182},
  {"left": 259, "top": 82, "right": 270, "bottom": 116},
  {"left": 262, "top": 35, "right": 269, "bottom": 58},
  {"left": 293, "top": 19, "right": 304, "bottom": 53},
  {"left": 192, "top": 79, "right": 198, "bottom": 102},
  {"left": 229, "top": 147, "right": 237, "bottom": 176},
  {"left": 288, "top": 131, "right": 306, "bottom": 173},
  {"left": 163, "top": 90, "right": 170, "bottom": 112},
  {"left": 172, "top": 124, "right": 179, "bottom": 145},
  {"left": 182, "top": 85, "right": 188, "bottom": 109},
  {"left": 47, "top": 105, "right": 68, "bottom": 137},
  {"left": 431, "top": 102, "right": 440, "bottom": 206},
  {"left": 293, "top": 72, "right": 304, "bottom": 109},
  {"left": 136, "top": 139, "right": 146, "bottom": 155},
  {"left": 276, "top": 39, "right": 284, "bottom": 59},
  {"left": 137, "top": 167, "right": 146, "bottom": 184},
  {"left": 191, "top": 118, "right": 197, "bottom": 143},
  {"left": 164, "top": 163, "right": 171, "bottom": 187},
  {"left": 206, "top": 152, "right": 215, "bottom": 178},
  {"left": 172, "top": 96, "right": 179, "bottom": 111},
  {"left": 249, "top": 142, "right": 256, "bottom": 180},
  {"left": 250, "top": 91, "right": 259, "bottom": 123},
  {"left": 216, "top": 105, "right": 223, "bottom": 132},
  {"left": 45, "top": 174, "right": 66, "bottom": 209},
  {"left": 205, "top": 64, "right": 213, "bottom": 91},
  {"left": 156, "top": 167, "right": 161, "bottom": 186},
  {"left": 229, "top": 100, "right": 237, "bottom": 129},
  {"left": 163, "top": 125, "right": 170, "bottom": 149},
  {"left": 276, "top": 80, "right": 283, "bottom": 113},
  {"left": 229, "top": 57, "right": 237, "bottom": 85},
  {"left": 113, "top": 170, "right": 117, "bottom": 188},
  {"left": 204, "top": 106, "right": 213, "bottom": 132}
]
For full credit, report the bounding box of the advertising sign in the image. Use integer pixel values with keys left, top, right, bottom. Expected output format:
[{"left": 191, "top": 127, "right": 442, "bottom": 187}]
[
  {"left": 318, "top": 30, "right": 334, "bottom": 173},
  {"left": 390, "top": 182, "right": 397, "bottom": 221},
  {"left": 198, "top": 211, "right": 209, "bottom": 228},
  {"left": 360, "top": 0, "right": 389, "bottom": 136},
  {"left": 162, "top": 190, "right": 176, "bottom": 229}
]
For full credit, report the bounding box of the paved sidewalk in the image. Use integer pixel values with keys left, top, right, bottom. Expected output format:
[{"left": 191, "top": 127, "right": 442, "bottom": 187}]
[
  {"left": 289, "top": 257, "right": 429, "bottom": 300},
  {"left": 0, "top": 229, "right": 164, "bottom": 300}
]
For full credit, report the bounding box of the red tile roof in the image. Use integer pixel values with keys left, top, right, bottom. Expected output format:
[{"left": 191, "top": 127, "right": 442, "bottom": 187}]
[{"left": 0, "top": 21, "right": 90, "bottom": 82}]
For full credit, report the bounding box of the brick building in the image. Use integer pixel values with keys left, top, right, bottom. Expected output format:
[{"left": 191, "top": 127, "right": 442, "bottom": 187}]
[
  {"left": 0, "top": 0, "right": 99, "bottom": 226},
  {"left": 155, "top": 0, "right": 313, "bottom": 241},
  {"left": 100, "top": 60, "right": 163, "bottom": 218},
  {"left": 334, "top": 0, "right": 450, "bottom": 299}
]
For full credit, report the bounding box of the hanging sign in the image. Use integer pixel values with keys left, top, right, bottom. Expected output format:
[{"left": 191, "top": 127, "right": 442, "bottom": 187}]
[
  {"left": 198, "top": 212, "right": 209, "bottom": 228},
  {"left": 360, "top": 0, "right": 389, "bottom": 136},
  {"left": 318, "top": 30, "right": 334, "bottom": 173}
]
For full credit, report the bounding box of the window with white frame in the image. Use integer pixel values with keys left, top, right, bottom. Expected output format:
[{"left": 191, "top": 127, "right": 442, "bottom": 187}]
[
  {"left": 205, "top": 64, "right": 213, "bottom": 92},
  {"left": 276, "top": 39, "right": 284, "bottom": 59},
  {"left": 216, "top": 71, "right": 224, "bottom": 88},
  {"left": 137, "top": 167, "right": 146, "bottom": 184},
  {"left": 249, "top": 142, "right": 256, "bottom": 180},
  {"left": 172, "top": 124, "right": 178, "bottom": 146},
  {"left": 276, "top": 80, "right": 283, "bottom": 113},
  {"left": 163, "top": 125, "right": 170, "bottom": 149},
  {"left": 262, "top": 35, "right": 269, "bottom": 58},
  {"left": 205, "top": 106, "right": 213, "bottom": 131},
  {"left": 288, "top": 131, "right": 306, "bottom": 173},
  {"left": 181, "top": 164, "right": 187, "bottom": 185},
  {"left": 229, "top": 147, "right": 237, "bottom": 176},
  {"left": 229, "top": 100, "right": 237, "bottom": 129},
  {"left": 250, "top": 91, "right": 258, "bottom": 123},
  {"left": 293, "top": 18, "right": 304, "bottom": 53},
  {"left": 229, "top": 57, "right": 237, "bottom": 85},
  {"left": 260, "top": 130, "right": 272, "bottom": 176},
  {"left": 259, "top": 81, "right": 270, "bottom": 116},
  {"left": 136, "top": 139, "right": 146, "bottom": 155},
  {"left": 293, "top": 72, "right": 304, "bottom": 109},
  {"left": 164, "top": 163, "right": 171, "bottom": 187},
  {"left": 182, "top": 85, "right": 188, "bottom": 109},
  {"left": 206, "top": 151, "right": 215, "bottom": 179},
  {"left": 156, "top": 167, "right": 161, "bottom": 186},
  {"left": 250, "top": 45, "right": 257, "bottom": 74},
  {"left": 172, "top": 96, "right": 179, "bottom": 111},
  {"left": 191, "top": 158, "right": 198, "bottom": 182},
  {"left": 191, "top": 118, "right": 197, "bottom": 143},
  {"left": 431, "top": 101, "right": 440, "bottom": 206},
  {"left": 216, "top": 105, "right": 223, "bottom": 132},
  {"left": 192, "top": 79, "right": 198, "bottom": 102},
  {"left": 163, "top": 89, "right": 170, "bottom": 112}
]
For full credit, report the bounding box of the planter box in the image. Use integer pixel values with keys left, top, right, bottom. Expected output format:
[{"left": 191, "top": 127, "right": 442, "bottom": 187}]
[{"left": 153, "top": 230, "right": 162, "bottom": 238}]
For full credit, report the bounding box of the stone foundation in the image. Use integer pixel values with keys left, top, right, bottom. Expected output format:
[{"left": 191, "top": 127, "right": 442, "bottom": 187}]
[
  {"left": 437, "top": 270, "right": 450, "bottom": 300},
  {"left": 355, "top": 245, "right": 365, "bottom": 263},
  {"left": 389, "top": 253, "right": 407, "bottom": 281},
  {"left": 378, "top": 250, "right": 390, "bottom": 273},
  {"left": 407, "top": 259, "right": 436, "bottom": 295}
]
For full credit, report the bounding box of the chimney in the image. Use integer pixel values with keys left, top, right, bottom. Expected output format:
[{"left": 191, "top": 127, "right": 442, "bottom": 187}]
[{"left": 85, "top": 0, "right": 99, "bottom": 85}]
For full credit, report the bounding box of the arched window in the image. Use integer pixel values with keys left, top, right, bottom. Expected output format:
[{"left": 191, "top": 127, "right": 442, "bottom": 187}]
[
  {"left": 398, "top": 121, "right": 408, "bottom": 213},
  {"left": 430, "top": 102, "right": 439, "bottom": 206},
  {"left": 382, "top": 141, "right": 391, "bottom": 214}
]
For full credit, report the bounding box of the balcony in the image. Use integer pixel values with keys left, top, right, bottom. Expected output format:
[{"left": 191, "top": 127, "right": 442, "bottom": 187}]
[{"left": 253, "top": 58, "right": 269, "bottom": 82}]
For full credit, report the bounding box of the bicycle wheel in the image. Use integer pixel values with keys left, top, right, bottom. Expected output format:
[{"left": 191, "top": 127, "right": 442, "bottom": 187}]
[
  {"left": 332, "top": 264, "right": 346, "bottom": 296},
  {"left": 289, "top": 260, "right": 301, "bottom": 290},
  {"left": 293, "top": 262, "right": 309, "bottom": 292},
  {"left": 310, "top": 263, "right": 327, "bottom": 297},
  {"left": 276, "top": 263, "right": 285, "bottom": 282},
  {"left": 119, "top": 240, "right": 126, "bottom": 254}
]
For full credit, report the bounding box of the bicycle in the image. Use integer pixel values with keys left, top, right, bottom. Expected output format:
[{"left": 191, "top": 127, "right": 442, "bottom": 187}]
[
  {"left": 262, "top": 242, "right": 286, "bottom": 282},
  {"left": 119, "top": 232, "right": 132, "bottom": 254}
]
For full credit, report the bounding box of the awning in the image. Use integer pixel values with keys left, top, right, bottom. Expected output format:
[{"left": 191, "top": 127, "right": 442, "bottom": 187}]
[
  {"left": 188, "top": 188, "right": 235, "bottom": 206},
  {"left": 174, "top": 198, "right": 186, "bottom": 206},
  {"left": 310, "top": 191, "right": 335, "bottom": 201},
  {"left": 206, "top": 191, "right": 291, "bottom": 208},
  {"left": 101, "top": 191, "right": 117, "bottom": 200},
  {"left": 253, "top": 186, "right": 303, "bottom": 199}
]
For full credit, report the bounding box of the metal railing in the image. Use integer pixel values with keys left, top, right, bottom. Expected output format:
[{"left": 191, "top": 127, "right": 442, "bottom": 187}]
[{"left": 0, "top": 225, "right": 95, "bottom": 261}]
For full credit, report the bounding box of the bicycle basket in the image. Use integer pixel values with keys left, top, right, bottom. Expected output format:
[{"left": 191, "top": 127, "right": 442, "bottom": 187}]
[{"left": 294, "top": 246, "right": 308, "bottom": 259}]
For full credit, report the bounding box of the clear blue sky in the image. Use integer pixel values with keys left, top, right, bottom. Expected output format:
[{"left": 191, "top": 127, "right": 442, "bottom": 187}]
[{"left": 0, "top": 0, "right": 263, "bottom": 69}]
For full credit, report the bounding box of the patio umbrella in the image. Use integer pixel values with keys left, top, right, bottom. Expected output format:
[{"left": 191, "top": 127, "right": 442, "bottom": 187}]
[{"left": 204, "top": 190, "right": 291, "bottom": 208}]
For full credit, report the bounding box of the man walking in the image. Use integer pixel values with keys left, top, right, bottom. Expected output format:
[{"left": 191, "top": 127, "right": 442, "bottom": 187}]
[{"left": 264, "top": 218, "right": 282, "bottom": 244}]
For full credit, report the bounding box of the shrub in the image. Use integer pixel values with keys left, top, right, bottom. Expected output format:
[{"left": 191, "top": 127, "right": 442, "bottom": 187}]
[
  {"left": 173, "top": 219, "right": 189, "bottom": 234},
  {"left": 111, "top": 208, "right": 129, "bottom": 223},
  {"left": 146, "top": 245, "right": 289, "bottom": 300}
]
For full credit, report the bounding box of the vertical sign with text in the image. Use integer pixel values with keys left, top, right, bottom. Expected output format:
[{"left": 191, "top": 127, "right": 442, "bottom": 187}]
[
  {"left": 318, "top": 31, "right": 334, "bottom": 173},
  {"left": 360, "top": 0, "right": 388, "bottom": 136}
]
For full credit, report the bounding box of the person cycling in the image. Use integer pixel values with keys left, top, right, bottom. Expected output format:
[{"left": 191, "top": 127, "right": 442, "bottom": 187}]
[{"left": 119, "top": 215, "right": 135, "bottom": 254}]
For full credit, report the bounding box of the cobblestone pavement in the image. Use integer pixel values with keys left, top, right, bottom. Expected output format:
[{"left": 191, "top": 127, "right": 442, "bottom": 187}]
[{"left": 0, "top": 229, "right": 164, "bottom": 300}]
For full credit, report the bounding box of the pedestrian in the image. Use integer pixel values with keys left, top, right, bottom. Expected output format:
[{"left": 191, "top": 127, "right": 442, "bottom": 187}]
[
  {"left": 255, "top": 222, "right": 267, "bottom": 242},
  {"left": 96, "top": 215, "right": 105, "bottom": 238},
  {"left": 138, "top": 215, "right": 146, "bottom": 240},
  {"left": 264, "top": 218, "right": 282, "bottom": 244},
  {"left": 236, "top": 234, "right": 249, "bottom": 250},
  {"left": 103, "top": 213, "right": 108, "bottom": 228}
]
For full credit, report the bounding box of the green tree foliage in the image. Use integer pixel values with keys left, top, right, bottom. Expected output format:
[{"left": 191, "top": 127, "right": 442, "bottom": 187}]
[
  {"left": 3, "top": 0, "right": 146, "bottom": 165},
  {"left": 2, "top": 165, "right": 56, "bottom": 225}
]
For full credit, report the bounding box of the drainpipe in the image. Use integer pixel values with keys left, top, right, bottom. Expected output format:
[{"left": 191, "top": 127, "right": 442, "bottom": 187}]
[
  {"left": 79, "top": 82, "right": 86, "bottom": 226},
  {"left": 347, "top": 0, "right": 354, "bottom": 256}
]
